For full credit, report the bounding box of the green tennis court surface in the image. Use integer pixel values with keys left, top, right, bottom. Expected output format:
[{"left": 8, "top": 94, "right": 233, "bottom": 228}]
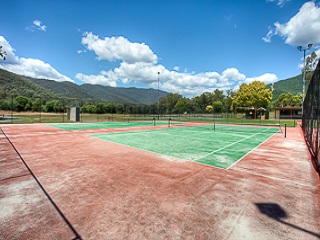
[
  {"left": 92, "top": 124, "right": 280, "bottom": 169},
  {"left": 47, "top": 121, "right": 177, "bottom": 130}
]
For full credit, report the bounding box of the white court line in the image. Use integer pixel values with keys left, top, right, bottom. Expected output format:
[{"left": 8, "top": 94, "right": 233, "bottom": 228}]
[
  {"left": 226, "top": 132, "right": 278, "bottom": 170},
  {"left": 93, "top": 127, "right": 278, "bottom": 169},
  {"left": 193, "top": 129, "right": 273, "bottom": 162}
]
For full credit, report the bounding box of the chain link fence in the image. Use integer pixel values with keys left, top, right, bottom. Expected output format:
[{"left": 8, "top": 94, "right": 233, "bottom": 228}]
[{"left": 302, "top": 59, "right": 320, "bottom": 173}]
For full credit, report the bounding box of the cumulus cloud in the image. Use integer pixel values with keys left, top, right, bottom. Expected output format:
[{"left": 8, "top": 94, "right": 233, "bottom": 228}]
[
  {"left": 0, "top": 36, "right": 19, "bottom": 64},
  {"left": 0, "top": 36, "right": 73, "bottom": 82},
  {"left": 233, "top": 73, "right": 278, "bottom": 91},
  {"left": 244, "top": 73, "right": 278, "bottom": 84},
  {"left": 263, "top": 1, "right": 320, "bottom": 45},
  {"left": 75, "top": 72, "right": 117, "bottom": 87},
  {"left": 26, "top": 20, "right": 47, "bottom": 32},
  {"left": 77, "top": 32, "right": 279, "bottom": 97},
  {"left": 81, "top": 32, "right": 158, "bottom": 64}
]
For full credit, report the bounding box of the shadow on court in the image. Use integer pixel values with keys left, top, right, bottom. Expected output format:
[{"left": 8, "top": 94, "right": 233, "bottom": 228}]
[{"left": 256, "top": 203, "right": 320, "bottom": 239}]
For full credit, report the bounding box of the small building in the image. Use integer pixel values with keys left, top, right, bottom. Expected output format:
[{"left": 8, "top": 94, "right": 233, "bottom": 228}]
[
  {"left": 67, "top": 107, "right": 80, "bottom": 122},
  {"left": 274, "top": 106, "right": 302, "bottom": 119},
  {"left": 236, "top": 107, "right": 269, "bottom": 119}
]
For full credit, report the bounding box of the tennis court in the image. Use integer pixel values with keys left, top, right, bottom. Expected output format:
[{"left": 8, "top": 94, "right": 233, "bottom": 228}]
[
  {"left": 1, "top": 122, "right": 319, "bottom": 239},
  {"left": 47, "top": 120, "right": 175, "bottom": 130},
  {"left": 91, "top": 123, "right": 280, "bottom": 169}
]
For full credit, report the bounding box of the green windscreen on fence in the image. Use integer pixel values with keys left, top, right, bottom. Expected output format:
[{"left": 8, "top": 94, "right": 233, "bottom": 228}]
[{"left": 92, "top": 125, "right": 279, "bottom": 169}]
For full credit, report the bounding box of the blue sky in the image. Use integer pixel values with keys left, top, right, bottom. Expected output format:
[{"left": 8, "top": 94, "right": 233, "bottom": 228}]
[{"left": 1, "top": 0, "right": 320, "bottom": 97}]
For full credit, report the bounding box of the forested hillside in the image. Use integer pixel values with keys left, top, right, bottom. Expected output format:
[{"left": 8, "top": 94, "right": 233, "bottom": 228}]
[
  {"left": 0, "top": 68, "right": 306, "bottom": 105},
  {"left": 28, "top": 77, "right": 103, "bottom": 102},
  {"left": 0, "top": 69, "right": 168, "bottom": 105},
  {"left": 80, "top": 84, "right": 167, "bottom": 105},
  {"left": 0, "top": 69, "right": 59, "bottom": 99},
  {"left": 266, "top": 74, "right": 303, "bottom": 100}
]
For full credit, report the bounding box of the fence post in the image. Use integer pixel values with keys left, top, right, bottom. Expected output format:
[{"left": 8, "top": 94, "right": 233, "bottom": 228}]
[{"left": 11, "top": 95, "right": 13, "bottom": 124}]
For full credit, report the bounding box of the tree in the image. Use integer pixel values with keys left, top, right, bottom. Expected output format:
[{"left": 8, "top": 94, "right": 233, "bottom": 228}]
[
  {"left": 232, "top": 80, "right": 272, "bottom": 110},
  {"left": 14, "top": 96, "right": 31, "bottom": 111},
  {"left": 274, "top": 93, "right": 302, "bottom": 107},
  {"left": 305, "top": 51, "right": 318, "bottom": 82},
  {"left": 193, "top": 92, "right": 212, "bottom": 112},
  {"left": 206, "top": 105, "right": 213, "bottom": 113},
  {"left": 86, "top": 104, "right": 97, "bottom": 114},
  {"left": 174, "top": 98, "right": 186, "bottom": 114},
  {"left": 44, "top": 100, "right": 64, "bottom": 112},
  {"left": 160, "top": 93, "right": 182, "bottom": 114},
  {"left": 224, "top": 89, "right": 234, "bottom": 112},
  {"left": 0, "top": 100, "right": 10, "bottom": 110},
  {"left": 95, "top": 103, "right": 106, "bottom": 114},
  {"left": 0, "top": 46, "right": 6, "bottom": 60},
  {"left": 212, "top": 101, "right": 223, "bottom": 113},
  {"left": 105, "top": 103, "right": 116, "bottom": 113},
  {"left": 212, "top": 89, "right": 225, "bottom": 102}
]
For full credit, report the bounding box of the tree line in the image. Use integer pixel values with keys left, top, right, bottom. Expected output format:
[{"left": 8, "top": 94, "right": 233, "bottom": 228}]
[{"left": 0, "top": 80, "right": 303, "bottom": 115}]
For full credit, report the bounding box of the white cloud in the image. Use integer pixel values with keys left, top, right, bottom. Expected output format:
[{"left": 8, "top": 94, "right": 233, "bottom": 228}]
[
  {"left": 266, "top": 0, "right": 290, "bottom": 8},
  {"left": 0, "top": 36, "right": 19, "bottom": 64},
  {"left": 244, "top": 73, "right": 278, "bottom": 84},
  {"left": 75, "top": 72, "right": 117, "bottom": 87},
  {"left": 262, "top": 28, "right": 273, "bottom": 43},
  {"left": 77, "top": 60, "right": 268, "bottom": 97},
  {"left": 81, "top": 32, "right": 158, "bottom": 64},
  {"left": 78, "top": 32, "right": 279, "bottom": 97},
  {"left": 1, "top": 33, "right": 280, "bottom": 98},
  {"left": 233, "top": 73, "right": 278, "bottom": 91},
  {"left": 263, "top": 1, "right": 320, "bottom": 45},
  {"left": 26, "top": 20, "right": 47, "bottom": 32},
  {"left": 33, "top": 20, "right": 47, "bottom": 31},
  {"left": 221, "top": 68, "right": 246, "bottom": 82},
  {"left": 0, "top": 36, "right": 73, "bottom": 82},
  {"left": 173, "top": 66, "right": 180, "bottom": 71}
]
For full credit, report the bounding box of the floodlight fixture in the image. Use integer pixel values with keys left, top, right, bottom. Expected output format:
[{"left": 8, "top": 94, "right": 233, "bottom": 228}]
[{"left": 297, "top": 43, "right": 313, "bottom": 115}]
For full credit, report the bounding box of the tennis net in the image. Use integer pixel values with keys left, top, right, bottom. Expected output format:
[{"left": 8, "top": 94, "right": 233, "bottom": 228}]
[{"left": 169, "top": 121, "right": 281, "bottom": 134}]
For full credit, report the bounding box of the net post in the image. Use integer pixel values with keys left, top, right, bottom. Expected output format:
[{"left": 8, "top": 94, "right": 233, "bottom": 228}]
[
  {"left": 168, "top": 117, "right": 171, "bottom": 127},
  {"left": 284, "top": 124, "right": 287, "bottom": 138}
]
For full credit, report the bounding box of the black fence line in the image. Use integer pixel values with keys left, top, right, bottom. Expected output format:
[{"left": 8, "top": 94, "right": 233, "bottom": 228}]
[{"left": 302, "top": 59, "right": 320, "bottom": 174}]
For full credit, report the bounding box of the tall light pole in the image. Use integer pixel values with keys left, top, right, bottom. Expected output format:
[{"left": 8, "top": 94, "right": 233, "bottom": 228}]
[
  {"left": 297, "top": 43, "right": 313, "bottom": 115},
  {"left": 157, "top": 72, "right": 160, "bottom": 120}
]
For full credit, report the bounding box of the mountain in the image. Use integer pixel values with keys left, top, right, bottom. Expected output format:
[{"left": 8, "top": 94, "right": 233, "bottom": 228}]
[
  {"left": 0, "top": 69, "right": 60, "bottom": 99},
  {"left": 0, "top": 69, "right": 168, "bottom": 105},
  {"left": 28, "top": 77, "right": 103, "bottom": 102},
  {"left": 80, "top": 84, "right": 166, "bottom": 105},
  {"left": 266, "top": 74, "right": 303, "bottom": 100},
  {"left": 0, "top": 68, "right": 305, "bottom": 104}
]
